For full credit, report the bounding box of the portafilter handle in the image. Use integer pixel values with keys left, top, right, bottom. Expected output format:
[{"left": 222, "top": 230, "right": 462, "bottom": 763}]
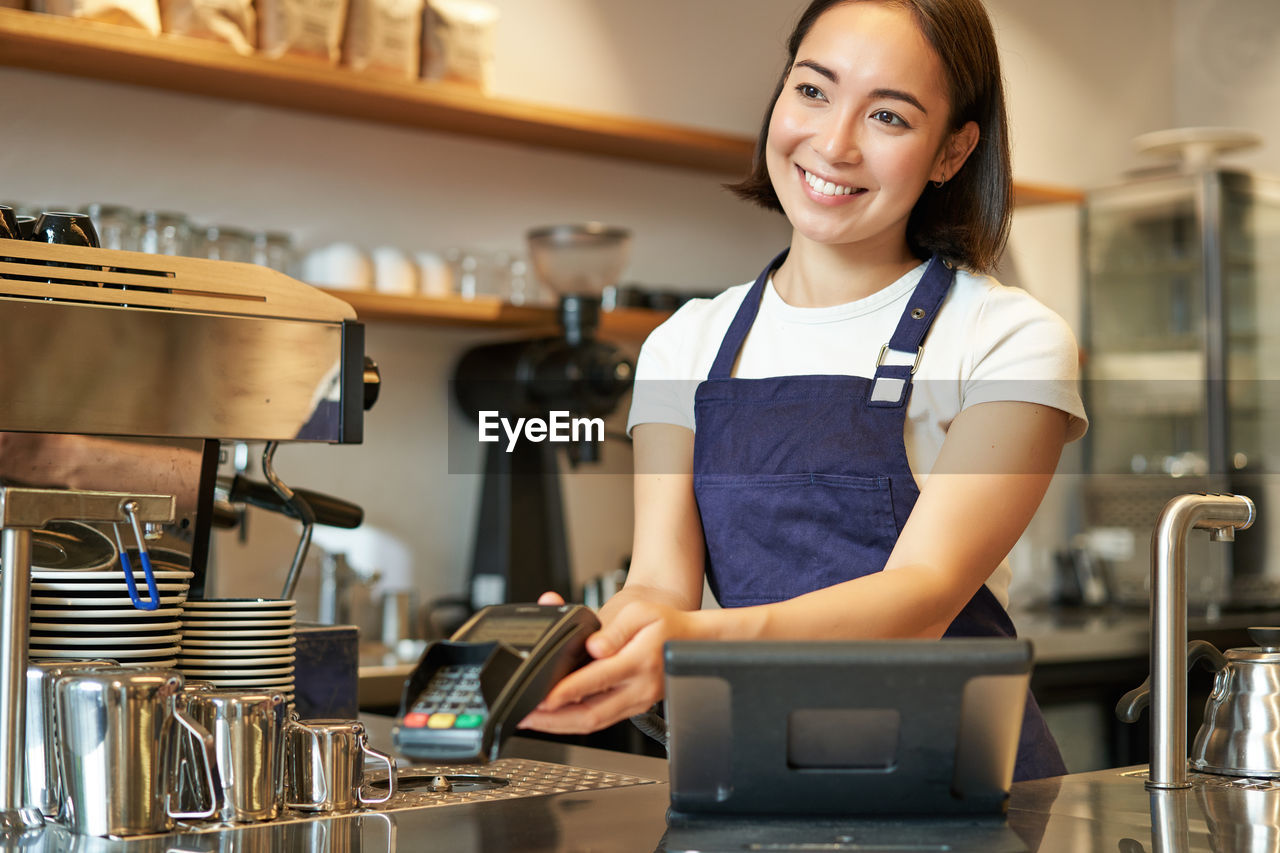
[{"left": 219, "top": 474, "right": 364, "bottom": 529}]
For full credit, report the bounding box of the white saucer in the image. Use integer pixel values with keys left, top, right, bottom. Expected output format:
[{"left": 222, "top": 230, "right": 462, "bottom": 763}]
[
  {"left": 32, "top": 595, "right": 187, "bottom": 607},
  {"left": 178, "top": 653, "right": 297, "bottom": 665},
  {"left": 178, "top": 655, "right": 296, "bottom": 667},
  {"left": 120, "top": 659, "right": 178, "bottom": 669},
  {"left": 178, "top": 647, "right": 296, "bottom": 659},
  {"left": 183, "top": 596, "right": 296, "bottom": 604},
  {"left": 32, "top": 582, "right": 189, "bottom": 594},
  {"left": 177, "top": 641, "right": 297, "bottom": 653},
  {"left": 32, "top": 607, "right": 185, "bottom": 619},
  {"left": 32, "top": 570, "right": 192, "bottom": 581},
  {"left": 201, "top": 676, "right": 295, "bottom": 688},
  {"left": 180, "top": 615, "right": 297, "bottom": 626},
  {"left": 179, "top": 612, "right": 295, "bottom": 617},
  {"left": 180, "top": 627, "right": 294, "bottom": 639},
  {"left": 178, "top": 618, "right": 295, "bottom": 629},
  {"left": 30, "top": 646, "right": 182, "bottom": 659},
  {"left": 31, "top": 620, "right": 183, "bottom": 634},
  {"left": 32, "top": 634, "right": 181, "bottom": 648},
  {"left": 180, "top": 607, "right": 295, "bottom": 615},
  {"left": 179, "top": 665, "right": 294, "bottom": 677},
  {"left": 180, "top": 637, "right": 295, "bottom": 648}
]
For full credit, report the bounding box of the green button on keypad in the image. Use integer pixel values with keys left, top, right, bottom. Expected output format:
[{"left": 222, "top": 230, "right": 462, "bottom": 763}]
[{"left": 453, "top": 714, "right": 484, "bottom": 729}]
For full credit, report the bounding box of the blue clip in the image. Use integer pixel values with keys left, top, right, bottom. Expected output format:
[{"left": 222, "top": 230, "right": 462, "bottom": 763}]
[{"left": 114, "top": 501, "right": 160, "bottom": 612}]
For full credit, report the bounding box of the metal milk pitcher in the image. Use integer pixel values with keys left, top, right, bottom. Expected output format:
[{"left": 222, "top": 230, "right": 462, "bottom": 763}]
[
  {"left": 25, "top": 659, "right": 113, "bottom": 817},
  {"left": 284, "top": 719, "right": 397, "bottom": 812},
  {"left": 185, "top": 690, "right": 288, "bottom": 823},
  {"left": 55, "top": 669, "right": 220, "bottom": 837}
]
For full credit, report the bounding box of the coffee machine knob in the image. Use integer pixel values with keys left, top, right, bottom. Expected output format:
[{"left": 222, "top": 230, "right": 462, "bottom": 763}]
[{"left": 363, "top": 356, "right": 381, "bottom": 411}]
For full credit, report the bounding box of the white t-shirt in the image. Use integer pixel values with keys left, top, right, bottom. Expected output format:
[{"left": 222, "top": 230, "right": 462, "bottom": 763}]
[{"left": 627, "top": 259, "right": 1088, "bottom": 608}]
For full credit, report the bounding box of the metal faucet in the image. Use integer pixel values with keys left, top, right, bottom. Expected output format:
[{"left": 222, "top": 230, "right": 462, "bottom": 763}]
[{"left": 1147, "top": 493, "right": 1254, "bottom": 789}]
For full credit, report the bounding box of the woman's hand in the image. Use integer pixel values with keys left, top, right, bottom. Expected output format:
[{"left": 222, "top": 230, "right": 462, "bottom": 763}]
[{"left": 518, "top": 599, "right": 702, "bottom": 734}]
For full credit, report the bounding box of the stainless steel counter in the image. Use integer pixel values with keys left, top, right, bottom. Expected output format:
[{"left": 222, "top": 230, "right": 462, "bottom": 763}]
[{"left": 13, "top": 711, "right": 1276, "bottom": 852}]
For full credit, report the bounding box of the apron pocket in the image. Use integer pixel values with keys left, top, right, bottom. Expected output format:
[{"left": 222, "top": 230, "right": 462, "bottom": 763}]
[{"left": 694, "top": 473, "right": 902, "bottom": 607}]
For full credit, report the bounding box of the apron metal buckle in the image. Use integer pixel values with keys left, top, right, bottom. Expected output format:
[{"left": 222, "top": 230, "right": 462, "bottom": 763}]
[{"left": 876, "top": 344, "right": 924, "bottom": 374}]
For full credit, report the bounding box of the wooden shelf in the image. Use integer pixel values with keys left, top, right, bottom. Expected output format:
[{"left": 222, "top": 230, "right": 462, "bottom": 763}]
[
  {"left": 0, "top": 8, "right": 752, "bottom": 173},
  {"left": 1013, "top": 181, "right": 1086, "bottom": 207},
  {"left": 0, "top": 8, "right": 1084, "bottom": 201},
  {"left": 322, "top": 289, "right": 670, "bottom": 341}
]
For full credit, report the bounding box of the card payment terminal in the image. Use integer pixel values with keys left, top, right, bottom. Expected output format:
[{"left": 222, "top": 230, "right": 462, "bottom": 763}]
[{"left": 393, "top": 603, "right": 600, "bottom": 763}]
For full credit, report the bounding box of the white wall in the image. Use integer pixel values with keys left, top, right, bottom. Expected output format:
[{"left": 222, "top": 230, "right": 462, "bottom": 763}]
[
  {"left": 0, "top": 0, "right": 1208, "bottom": 615},
  {"left": 1172, "top": 0, "right": 1280, "bottom": 174}
]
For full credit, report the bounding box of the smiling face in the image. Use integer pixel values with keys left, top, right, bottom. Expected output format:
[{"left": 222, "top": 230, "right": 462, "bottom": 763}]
[{"left": 765, "top": 1, "right": 978, "bottom": 258}]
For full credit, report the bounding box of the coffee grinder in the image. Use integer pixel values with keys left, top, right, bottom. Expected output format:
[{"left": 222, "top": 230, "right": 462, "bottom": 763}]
[{"left": 453, "top": 224, "right": 635, "bottom": 612}]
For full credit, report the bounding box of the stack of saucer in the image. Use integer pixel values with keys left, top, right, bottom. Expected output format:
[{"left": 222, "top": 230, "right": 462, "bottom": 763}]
[
  {"left": 178, "top": 599, "right": 296, "bottom": 702},
  {"left": 29, "top": 568, "right": 193, "bottom": 668}
]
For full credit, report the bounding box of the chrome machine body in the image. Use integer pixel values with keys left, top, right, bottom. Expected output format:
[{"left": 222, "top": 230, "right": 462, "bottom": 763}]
[{"left": 0, "top": 236, "right": 374, "bottom": 835}]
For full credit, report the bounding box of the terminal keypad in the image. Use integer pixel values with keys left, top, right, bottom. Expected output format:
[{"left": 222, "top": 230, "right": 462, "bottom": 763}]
[{"left": 402, "top": 664, "right": 487, "bottom": 730}]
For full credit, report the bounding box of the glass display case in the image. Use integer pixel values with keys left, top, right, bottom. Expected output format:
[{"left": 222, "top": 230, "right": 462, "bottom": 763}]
[{"left": 1082, "top": 169, "right": 1280, "bottom": 609}]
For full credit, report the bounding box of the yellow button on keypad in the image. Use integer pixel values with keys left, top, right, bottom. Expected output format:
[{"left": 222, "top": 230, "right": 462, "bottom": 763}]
[{"left": 427, "top": 713, "right": 456, "bottom": 729}]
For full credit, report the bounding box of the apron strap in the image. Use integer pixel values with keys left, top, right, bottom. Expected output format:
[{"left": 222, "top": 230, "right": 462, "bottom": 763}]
[
  {"left": 708, "top": 250, "right": 954, "bottom": 396},
  {"left": 708, "top": 249, "right": 788, "bottom": 380},
  {"left": 868, "top": 255, "right": 955, "bottom": 408}
]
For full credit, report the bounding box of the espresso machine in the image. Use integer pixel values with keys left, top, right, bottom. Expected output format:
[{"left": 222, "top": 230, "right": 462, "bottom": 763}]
[{"left": 0, "top": 231, "right": 377, "bottom": 834}]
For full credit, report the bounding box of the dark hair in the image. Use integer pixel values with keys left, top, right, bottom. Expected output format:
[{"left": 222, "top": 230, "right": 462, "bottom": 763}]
[{"left": 727, "top": 0, "right": 1012, "bottom": 273}]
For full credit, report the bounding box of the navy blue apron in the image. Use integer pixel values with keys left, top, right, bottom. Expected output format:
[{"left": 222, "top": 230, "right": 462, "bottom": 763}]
[{"left": 692, "top": 250, "right": 1066, "bottom": 782}]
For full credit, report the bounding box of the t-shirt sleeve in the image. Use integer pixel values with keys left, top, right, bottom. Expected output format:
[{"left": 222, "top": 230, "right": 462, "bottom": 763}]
[
  {"left": 963, "top": 287, "right": 1089, "bottom": 442},
  {"left": 626, "top": 307, "right": 699, "bottom": 434}
]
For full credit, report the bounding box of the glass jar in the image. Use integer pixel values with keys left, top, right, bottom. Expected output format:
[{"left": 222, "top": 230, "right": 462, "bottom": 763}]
[
  {"left": 251, "top": 231, "right": 297, "bottom": 274},
  {"left": 138, "top": 211, "right": 193, "bottom": 256},
  {"left": 199, "top": 225, "right": 255, "bottom": 263},
  {"left": 446, "top": 248, "right": 513, "bottom": 300},
  {"left": 85, "top": 203, "right": 140, "bottom": 251}
]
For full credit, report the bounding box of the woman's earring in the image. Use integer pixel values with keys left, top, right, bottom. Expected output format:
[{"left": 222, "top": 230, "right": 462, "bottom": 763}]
[{"left": 932, "top": 179, "right": 946, "bottom": 189}]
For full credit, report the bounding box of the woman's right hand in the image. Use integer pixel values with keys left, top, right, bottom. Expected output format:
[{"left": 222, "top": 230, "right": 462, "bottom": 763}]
[{"left": 519, "top": 598, "right": 703, "bottom": 734}]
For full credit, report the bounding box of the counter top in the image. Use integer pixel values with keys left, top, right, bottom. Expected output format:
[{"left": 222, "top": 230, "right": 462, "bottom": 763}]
[
  {"left": 1012, "top": 605, "right": 1280, "bottom": 664},
  {"left": 358, "top": 644, "right": 419, "bottom": 709}
]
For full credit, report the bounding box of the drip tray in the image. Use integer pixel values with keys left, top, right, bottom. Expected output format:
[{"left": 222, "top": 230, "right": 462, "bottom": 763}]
[
  {"left": 1119, "top": 768, "right": 1280, "bottom": 789},
  {"left": 378, "top": 772, "right": 510, "bottom": 793},
  {"left": 50, "top": 759, "right": 660, "bottom": 843},
  {"left": 149, "top": 758, "right": 660, "bottom": 837},
  {"left": 365, "top": 757, "right": 658, "bottom": 811}
]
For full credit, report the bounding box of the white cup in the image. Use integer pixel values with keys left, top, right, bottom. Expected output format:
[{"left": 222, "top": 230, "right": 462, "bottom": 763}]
[
  {"left": 414, "top": 250, "right": 454, "bottom": 297},
  {"left": 301, "top": 243, "right": 374, "bottom": 291},
  {"left": 371, "top": 246, "right": 420, "bottom": 296}
]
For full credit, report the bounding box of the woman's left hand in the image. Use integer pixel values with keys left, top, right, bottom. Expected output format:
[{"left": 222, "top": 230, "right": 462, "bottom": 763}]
[{"left": 518, "top": 600, "right": 701, "bottom": 734}]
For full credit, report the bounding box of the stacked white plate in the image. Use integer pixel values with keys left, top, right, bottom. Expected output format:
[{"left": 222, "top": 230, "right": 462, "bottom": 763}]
[
  {"left": 29, "top": 568, "right": 193, "bottom": 668},
  {"left": 178, "top": 599, "right": 297, "bottom": 702}
]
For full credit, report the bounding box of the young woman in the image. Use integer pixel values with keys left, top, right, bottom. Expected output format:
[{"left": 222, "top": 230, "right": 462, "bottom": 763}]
[{"left": 521, "top": 0, "right": 1086, "bottom": 781}]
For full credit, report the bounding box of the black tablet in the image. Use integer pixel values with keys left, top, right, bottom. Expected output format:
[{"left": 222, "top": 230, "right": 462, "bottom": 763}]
[{"left": 663, "top": 639, "right": 1033, "bottom": 817}]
